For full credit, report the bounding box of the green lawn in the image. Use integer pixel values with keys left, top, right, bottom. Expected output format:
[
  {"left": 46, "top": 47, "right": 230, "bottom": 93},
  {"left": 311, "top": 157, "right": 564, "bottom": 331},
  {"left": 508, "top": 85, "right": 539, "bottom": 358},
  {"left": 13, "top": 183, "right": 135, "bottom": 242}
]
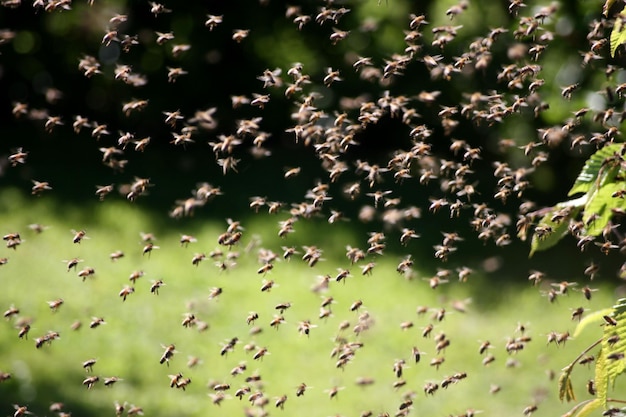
[{"left": 0, "top": 188, "right": 620, "bottom": 417}]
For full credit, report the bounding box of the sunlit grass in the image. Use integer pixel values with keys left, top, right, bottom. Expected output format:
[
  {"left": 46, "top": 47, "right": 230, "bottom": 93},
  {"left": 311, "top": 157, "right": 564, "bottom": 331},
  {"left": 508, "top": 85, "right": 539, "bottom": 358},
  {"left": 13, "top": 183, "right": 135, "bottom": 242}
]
[{"left": 0, "top": 189, "right": 622, "bottom": 417}]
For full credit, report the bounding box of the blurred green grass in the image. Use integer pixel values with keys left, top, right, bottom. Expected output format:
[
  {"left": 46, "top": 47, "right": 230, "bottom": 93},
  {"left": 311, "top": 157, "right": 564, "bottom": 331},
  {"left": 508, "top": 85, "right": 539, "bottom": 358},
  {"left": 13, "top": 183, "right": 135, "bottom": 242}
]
[{"left": 0, "top": 188, "right": 622, "bottom": 417}]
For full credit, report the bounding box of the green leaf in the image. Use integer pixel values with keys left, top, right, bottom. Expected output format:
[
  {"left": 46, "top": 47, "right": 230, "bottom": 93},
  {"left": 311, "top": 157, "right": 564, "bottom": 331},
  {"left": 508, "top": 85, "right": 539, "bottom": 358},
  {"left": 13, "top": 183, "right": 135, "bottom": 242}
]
[
  {"left": 530, "top": 206, "right": 580, "bottom": 257},
  {"left": 559, "top": 364, "right": 576, "bottom": 402},
  {"left": 602, "top": 306, "right": 626, "bottom": 390},
  {"left": 611, "top": 6, "right": 626, "bottom": 57},
  {"left": 574, "top": 398, "right": 602, "bottom": 417},
  {"left": 574, "top": 308, "right": 615, "bottom": 338},
  {"left": 583, "top": 182, "right": 622, "bottom": 236},
  {"left": 596, "top": 348, "right": 608, "bottom": 407},
  {"left": 568, "top": 143, "right": 624, "bottom": 196},
  {"left": 605, "top": 0, "right": 618, "bottom": 17}
]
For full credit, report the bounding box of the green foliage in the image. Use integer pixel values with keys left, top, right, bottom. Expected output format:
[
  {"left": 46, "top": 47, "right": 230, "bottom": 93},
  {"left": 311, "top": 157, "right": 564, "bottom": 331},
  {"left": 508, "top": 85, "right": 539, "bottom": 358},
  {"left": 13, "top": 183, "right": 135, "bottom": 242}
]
[
  {"left": 530, "top": 143, "right": 626, "bottom": 257},
  {"left": 610, "top": 6, "right": 626, "bottom": 57},
  {"left": 562, "top": 299, "right": 626, "bottom": 416}
]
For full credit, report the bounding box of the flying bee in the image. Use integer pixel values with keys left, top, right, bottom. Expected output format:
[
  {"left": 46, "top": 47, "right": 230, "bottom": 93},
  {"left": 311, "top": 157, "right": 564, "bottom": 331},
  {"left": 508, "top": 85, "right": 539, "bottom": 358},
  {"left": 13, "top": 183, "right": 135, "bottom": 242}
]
[
  {"left": 230, "top": 362, "right": 247, "bottom": 376},
  {"left": 8, "top": 148, "right": 28, "bottom": 166},
  {"left": 393, "top": 359, "right": 406, "bottom": 378},
  {"left": 104, "top": 376, "right": 121, "bottom": 387},
  {"left": 83, "top": 376, "right": 100, "bottom": 389},
  {"left": 257, "top": 262, "right": 274, "bottom": 275},
  {"left": 213, "top": 383, "right": 231, "bottom": 391},
  {"left": 142, "top": 243, "right": 159, "bottom": 256},
  {"left": 128, "top": 270, "right": 144, "bottom": 283},
  {"left": 18, "top": 324, "right": 30, "bottom": 339},
  {"left": 411, "top": 346, "right": 423, "bottom": 363},
  {"left": 160, "top": 344, "right": 176, "bottom": 365},
  {"left": 72, "top": 230, "right": 88, "bottom": 244},
  {"left": 83, "top": 358, "right": 97, "bottom": 372},
  {"left": 571, "top": 307, "right": 585, "bottom": 321},
  {"left": 346, "top": 300, "right": 363, "bottom": 313},
  {"left": 270, "top": 315, "right": 285, "bottom": 329},
  {"left": 393, "top": 379, "right": 407, "bottom": 389},
  {"left": 482, "top": 354, "right": 495, "bottom": 366},
  {"left": 209, "top": 287, "right": 223, "bottom": 300},
  {"left": 361, "top": 262, "right": 376, "bottom": 276},
  {"left": 77, "top": 267, "right": 95, "bottom": 281},
  {"left": 89, "top": 317, "right": 105, "bottom": 329},
  {"left": 579, "top": 355, "right": 595, "bottom": 366},
  {"left": 168, "top": 373, "right": 183, "bottom": 388},
  {"left": 47, "top": 298, "right": 64, "bottom": 311},
  {"left": 246, "top": 312, "right": 259, "bottom": 325},
  {"left": 422, "top": 323, "right": 434, "bottom": 338},
  {"left": 479, "top": 340, "right": 492, "bottom": 355},
  {"left": 275, "top": 302, "right": 291, "bottom": 314},
  {"left": 192, "top": 253, "right": 206, "bottom": 266},
  {"left": 296, "top": 383, "right": 308, "bottom": 396},
  {"left": 119, "top": 286, "right": 134, "bottom": 301},
  {"left": 260, "top": 279, "right": 275, "bottom": 292},
  {"left": 253, "top": 347, "right": 268, "bottom": 360},
  {"left": 3, "top": 305, "right": 19, "bottom": 319}
]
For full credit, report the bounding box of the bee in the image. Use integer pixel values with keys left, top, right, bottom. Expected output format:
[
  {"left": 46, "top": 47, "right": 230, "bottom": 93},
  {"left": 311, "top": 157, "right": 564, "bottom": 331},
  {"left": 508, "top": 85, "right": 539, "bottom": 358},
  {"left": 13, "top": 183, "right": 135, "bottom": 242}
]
[
  {"left": 3, "top": 305, "right": 19, "bottom": 319},
  {"left": 561, "top": 83, "right": 579, "bottom": 100},
  {"left": 393, "top": 359, "right": 406, "bottom": 378},
  {"left": 278, "top": 247, "right": 297, "bottom": 262},
  {"left": 178, "top": 234, "right": 197, "bottom": 247},
  {"left": 192, "top": 253, "right": 206, "bottom": 266},
  {"left": 213, "top": 383, "right": 231, "bottom": 391},
  {"left": 361, "top": 262, "right": 376, "bottom": 276},
  {"left": 479, "top": 340, "right": 491, "bottom": 355},
  {"left": 8, "top": 148, "right": 28, "bottom": 166},
  {"left": 31, "top": 180, "right": 53, "bottom": 196},
  {"left": 298, "top": 320, "right": 315, "bottom": 336},
  {"left": 168, "top": 373, "right": 183, "bottom": 388},
  {"left": 104, "top": 376, "right": 121, "bottom": 387},
  {"left": 116, "top": 284, "right": 135, "bottom": 301},
  {"left": 270, "top": 315, "right": 285, "bottom": 329},
  {"left": 235, "top": 386, "right": 251, "bottom": 400},
  {"left": 260, "top": 279, "right": 275, "bottom": 292},
  {"left": 126, "top": 404, "right": 143, "bottom": 416},
  {"left": 522, "top": 404, "right": 538, "bottom": 416},
  {"left": 326, "top": 385, "right": 344, "bottom": 399},
  {"left": 89, "top": 317, "right": 105, "bottom": 328},
  {"left": 296, "top": 383, "right": 308, "bottom": 396},
  {"left": 571, "top": 307, "right": 585, "bottom": 321},
  {"left": 230, "top": 362, "right": 247, "bottom": 376},
  {"left": 482, "top": 354, "right": 495, "bottom": 366},
  {"left": 253, "top": 347, "right": 268, "bottom": 361},
  {"left": 232, "top": 29, "right": 250, "bottom": 43},
  {"left": 77, "top": 267, "right": 95, "bottom": 281},
  {"left": 83, "top": 358, "right": 97, "bottom": 372},
  {"left": 275, "top": 395, "right": 287, "bottom": 409},
  {"left": 160, "top": 344, "right": 176, "bottom": 365},
  {"left": 18, "top": 323, "right": 30, "bottom": 339},
  {"left": 176, "top": 377, "right": 191, "bottom": 391},
  {"left": 275, "top": 302, "right": 291, "bottom": 314},
  {"left": 579, "top": 355, "right": 595, "bottom": 366},
  {"left": 603, "top": 315, "right": 618, "bottom": 326},
  {"left": 47, "top": 298, "right": 64, "bottom": 311},
  {"left": 422, "top": 324, "right": 434, "bottom": 338},
  {"left": 257, "top": 262, "right": 274, "bottom": 275},
  {"left": 72, "top": 230, "right": 88, "bottom": 244},
  {"left": 142, "top": 242, "right": 159, "bottom": 256},
  {"left": 83, "top": 376, "right": 100, "bottom": 389},
  {"left": 587, "top": 379, "right": 596, "bottom": 395},
  {"left": 246, "top": 312, "right": 259, "bottom": 325},
  {"left": 209, "top": 287, "right": 223, "bottom": 300},
  {"left": 205, "top": 14, "right": 223, "bottom": 31}
]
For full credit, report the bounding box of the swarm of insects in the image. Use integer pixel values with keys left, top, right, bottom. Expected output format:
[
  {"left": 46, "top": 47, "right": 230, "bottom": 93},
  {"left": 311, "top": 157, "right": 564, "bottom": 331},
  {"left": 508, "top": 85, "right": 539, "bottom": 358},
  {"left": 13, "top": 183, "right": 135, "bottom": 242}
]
[{"left": 1, "top": 1, "right": 626, "bottom": 417}]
